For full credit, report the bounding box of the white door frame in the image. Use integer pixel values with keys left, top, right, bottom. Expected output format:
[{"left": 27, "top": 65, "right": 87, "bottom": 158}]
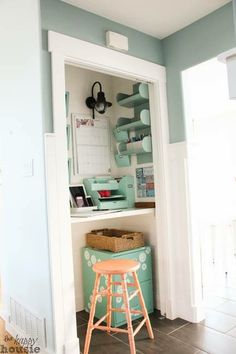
[{"left": 47, "top": 31, "right": 173, "bottom": 354}]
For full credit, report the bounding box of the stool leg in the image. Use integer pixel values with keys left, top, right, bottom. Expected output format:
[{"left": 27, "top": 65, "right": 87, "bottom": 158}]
[
  {"left": 107, "top": 274, "right": 112, "bottom": 333},
  {"left": 121, "top": 274, "right": 136, "bottom": 354},
  {"left": 84, "top": 273, "right": 101, "bottom": 354},
  {"left": 133, "top": 272, "right": 154, "bottom": 339}
]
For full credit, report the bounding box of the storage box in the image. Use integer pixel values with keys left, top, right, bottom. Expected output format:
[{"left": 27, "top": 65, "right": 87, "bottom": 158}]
[
  {"left": 86, "top": 228, "right": 144, "bottom": 252},
  {"left": 82, "top": 246, "right": 153, "bottom": 327}
]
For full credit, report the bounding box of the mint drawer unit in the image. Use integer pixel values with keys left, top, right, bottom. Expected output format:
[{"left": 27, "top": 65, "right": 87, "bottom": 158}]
[{"left": 82, "top": 246, "right": 153, "bottom": 327}]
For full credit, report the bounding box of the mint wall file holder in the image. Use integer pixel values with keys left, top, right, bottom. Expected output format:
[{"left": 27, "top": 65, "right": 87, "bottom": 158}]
[
  {"left": 114, "top": 83, "right": 153, "bottom": 167},
  {"left": 115, "top": 136, "right": 152, "bottom": 167},
  {"left": 113, "top": 109, "right": 150, "bottom": 142},
  {"left": 116, "top": 83, "right": 149, "bottom": 108}
]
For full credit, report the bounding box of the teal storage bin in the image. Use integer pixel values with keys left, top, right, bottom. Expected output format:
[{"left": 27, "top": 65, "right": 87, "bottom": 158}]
[{"left": 82, "top": 246, "right": 154, "bottom": 327}]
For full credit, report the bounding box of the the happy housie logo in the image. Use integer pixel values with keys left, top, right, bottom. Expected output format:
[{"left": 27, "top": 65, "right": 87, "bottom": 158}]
[{"left": 1, "top": 334, "right": 41, "bottom": 353}]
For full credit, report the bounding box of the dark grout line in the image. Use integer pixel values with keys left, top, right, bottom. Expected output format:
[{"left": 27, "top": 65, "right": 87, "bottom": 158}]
[
  {"left": 164, "top": 324, "right": 201, "bottom": 353},
  {"left": 107, "top": 332, "right": 145, "bottom": 353}
]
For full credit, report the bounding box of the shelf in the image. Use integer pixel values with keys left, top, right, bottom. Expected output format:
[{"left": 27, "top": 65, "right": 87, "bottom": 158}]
[
  {"left": 116, "top": 83, "right": 149, "bottom": 108},
  {"left": 113, "top": 109, "right": 150, "bottom": 142},
  {"left": 70, "top": 208, "right": 155, "bottom": 223},
  {"left": 118, "top": 136, "right": 152, "bottom": 156},
  {"left": 115, "top": 136, "right": 152, "bottom": 167}
]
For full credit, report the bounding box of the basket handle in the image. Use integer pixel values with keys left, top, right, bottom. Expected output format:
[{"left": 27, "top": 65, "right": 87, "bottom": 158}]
[{"left": 121, "top": 233, "right": 141, "bottom": 241}]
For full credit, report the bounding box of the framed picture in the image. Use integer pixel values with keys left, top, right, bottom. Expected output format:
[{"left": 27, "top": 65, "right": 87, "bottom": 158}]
[
  {"left": 136, "top": 165, "right": 155, "bottom": 200},
  {"left": 69, "top": 184, "right": 88, "bottom": 208}
]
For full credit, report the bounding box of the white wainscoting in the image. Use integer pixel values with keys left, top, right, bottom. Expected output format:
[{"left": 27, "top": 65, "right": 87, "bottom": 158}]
[{"left": 168, "top": 142, "right": 204, "bottom": 322}]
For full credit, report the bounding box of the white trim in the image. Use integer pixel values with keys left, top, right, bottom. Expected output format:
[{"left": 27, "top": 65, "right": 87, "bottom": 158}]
[
  {"left": 47, "top": 31, "right": 172, "bottom": 352},
  {"left": 168, "top": 142, "right": 204, "bottom": 322},
  {"left": 218, "top": 47, "right": 236, "bottom": 63},
  {"left": 48, "top": 31, "right": 166, "bottom": 84}
]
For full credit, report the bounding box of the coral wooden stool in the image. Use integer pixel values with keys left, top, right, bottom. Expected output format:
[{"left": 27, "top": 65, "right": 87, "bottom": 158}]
[{"left": 84, "top": 259, "right": 154, "bottom": 354}]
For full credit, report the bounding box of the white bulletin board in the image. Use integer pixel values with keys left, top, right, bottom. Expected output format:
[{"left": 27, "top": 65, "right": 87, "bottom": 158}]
[{"left": 72, "top": 114, "right": 111, "bottom": 176}]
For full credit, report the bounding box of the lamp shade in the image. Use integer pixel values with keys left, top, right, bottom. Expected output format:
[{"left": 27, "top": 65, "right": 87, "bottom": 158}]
[{"left": 86, "top": 81, "right": 112, "bottom": 118}]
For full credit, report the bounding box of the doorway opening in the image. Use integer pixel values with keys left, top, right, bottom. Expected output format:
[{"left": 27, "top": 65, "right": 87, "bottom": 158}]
[
  {"left": 47, "top": 31, "right": 171, "bottom": 354},
  {"left": 182, "top": 58, "right": 236, "bottom": 316},
  {"left": 64, "top": 63, "right": 159, "bottom": 322}
]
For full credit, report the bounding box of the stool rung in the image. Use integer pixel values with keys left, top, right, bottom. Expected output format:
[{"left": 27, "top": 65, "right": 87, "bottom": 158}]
[
  {"left": 111, "top": 308, "right": 143, "bottom": 315},
  {"left": 133, "top": 318, "right": 147, "bottom": 336},
  {"left": 96, "top": 291, "right": 108, "bottom": 297},
  {"left": 127, "top": 283, "right": 136, "bottom": 287},
  {"left": 111, "top": 292, "right": 123, "bottom": 297},
  {"left": 128, "top": 289, "right": 139, "bottom": 301},
  {"left": 111, "top": 282, "right": 135, "bottom": 287},
  {"left": 93, "top": 313, "right": 109, "bottom": 327},
  {"left": 97, "top": 291, "right": 123, "bottom": 297},
  {"left": 95, "top": 325, "right": 128, "bottom": 333}
]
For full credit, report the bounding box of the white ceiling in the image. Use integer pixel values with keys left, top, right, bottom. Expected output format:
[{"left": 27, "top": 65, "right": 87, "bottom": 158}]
[{"left": 62, "top": 0, "right": 230, "bottom": 39}]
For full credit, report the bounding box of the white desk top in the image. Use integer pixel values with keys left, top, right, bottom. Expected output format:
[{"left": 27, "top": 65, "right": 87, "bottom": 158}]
[{"left": 70, "top": 208, "right": 155, "bottom": 223}]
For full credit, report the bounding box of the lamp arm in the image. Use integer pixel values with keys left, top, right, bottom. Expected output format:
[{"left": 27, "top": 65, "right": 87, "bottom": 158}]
[{"left": 91, "top": 81, "right": 102, "bottom": 97}]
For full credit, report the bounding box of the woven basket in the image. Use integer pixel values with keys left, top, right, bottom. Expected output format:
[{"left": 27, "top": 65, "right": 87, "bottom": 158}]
[{"left": 86, "top": 228, "right": 144, "bottom": 252}]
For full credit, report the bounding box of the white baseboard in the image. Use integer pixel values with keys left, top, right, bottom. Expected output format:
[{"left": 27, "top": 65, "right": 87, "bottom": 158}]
[
  {"left": 164, "top": 299, "right": 177, "bottom": 320},
  {"left": 63, "top": 339, "right": 80, "bottom": 354},
  {"left": 5, "top": 320, "right": 52, "bottom": 354},
  {"left": 189, "top": 304, "right": 205, "bottom": 323}
]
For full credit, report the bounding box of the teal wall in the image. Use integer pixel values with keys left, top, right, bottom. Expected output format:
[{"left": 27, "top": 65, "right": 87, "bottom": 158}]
[
  {"left": 40, "top": 0, "right": 164, "bottom": 132},
  {"left": 163, "top": 2, "right": 236, "bottom": 143},
  {"left": 234, "top": 0, "right": 236, "bottom": 35},
  {"left": 41, "top": 0, "right": 236, "bottom": 141}
]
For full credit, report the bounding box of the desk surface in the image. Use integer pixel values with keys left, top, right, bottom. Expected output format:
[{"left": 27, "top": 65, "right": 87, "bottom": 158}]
[{"left": 70, "top": 208, "right": 155, "bottom": 223}]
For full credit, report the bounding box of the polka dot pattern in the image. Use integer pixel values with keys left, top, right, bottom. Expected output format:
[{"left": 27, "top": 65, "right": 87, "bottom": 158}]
[
  {"left": 117, "top": 285, "right": 123, "bottom": 294},
  {"left": 142, "top": 263, "right": 147, "bottom": 271},
  {"left": 84, "top": 250, "right": 90, "bottom": 260},
  {"left": 91, "top": 255, "right": 97, "bottom": 265},
  {"left": 116, "top": 297, "right": 122, "bottom": 304},
  {"left": 139, "top": 252, "right": 146, "bottom": 263}
]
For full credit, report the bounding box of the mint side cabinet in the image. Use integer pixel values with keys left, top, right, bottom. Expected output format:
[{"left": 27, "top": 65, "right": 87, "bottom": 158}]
[{"left": 82, "top": 246, "right": 154, "bottom": 327}]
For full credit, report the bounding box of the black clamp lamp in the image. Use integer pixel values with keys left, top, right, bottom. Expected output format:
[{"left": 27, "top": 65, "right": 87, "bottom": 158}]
[{"left": 86, "top": 81, "right": 112, "bottom": 119}]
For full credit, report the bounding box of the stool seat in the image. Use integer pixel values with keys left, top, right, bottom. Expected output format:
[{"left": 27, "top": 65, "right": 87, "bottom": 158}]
[{"left": 93, "top": 259, "right": 140, "bottom": 274}]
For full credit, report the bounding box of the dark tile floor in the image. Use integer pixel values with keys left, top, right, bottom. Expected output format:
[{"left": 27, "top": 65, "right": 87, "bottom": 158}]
[{"left": 76, "top": 296, "right": 236, "bottom": 354}]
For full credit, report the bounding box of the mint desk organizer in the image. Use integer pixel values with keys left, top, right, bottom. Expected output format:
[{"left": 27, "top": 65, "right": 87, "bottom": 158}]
[
  {"left": 113, "top": 109, "right": 150, "bottom": 143},
  {"left": 82, "top": 246, "right": 154, "bottom": 327},
  {"left": 114, "top": 83, "right": 153, "bottom": 167},
  {"left": 83, "top": 176, "right": 135, "bottom": 210}
]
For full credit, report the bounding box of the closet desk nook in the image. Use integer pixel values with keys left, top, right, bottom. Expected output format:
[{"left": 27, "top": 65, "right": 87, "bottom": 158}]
[{"left": 62, "top": 64, "right": 160, "bottom": 315}]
